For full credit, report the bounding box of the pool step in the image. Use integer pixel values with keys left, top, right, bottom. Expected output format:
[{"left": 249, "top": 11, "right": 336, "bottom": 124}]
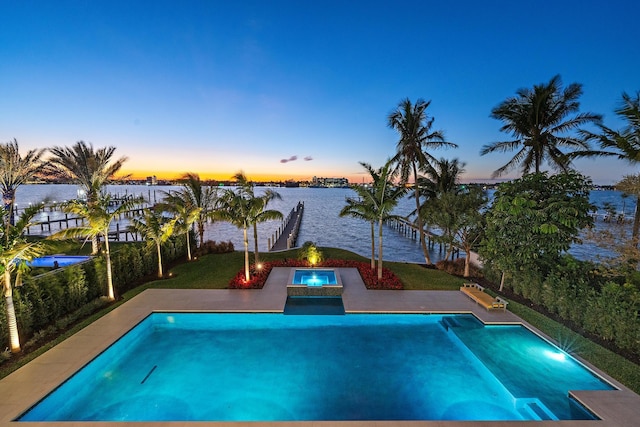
[
  {"left": 440, "top": 315, "right": 483, "bottom": 331},
  {"left": 515, "top": 398, "right": 559, "bottom": 421}
]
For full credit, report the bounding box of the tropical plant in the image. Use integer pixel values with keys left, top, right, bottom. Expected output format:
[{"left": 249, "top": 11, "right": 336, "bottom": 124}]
[
  {"left": 129, "top": 208, "right": 177, "bottom": 278},
  {"left": 0, "top": 139, "right": 46, "bottom": 226},
  {"left": 49, "top": 195, "right": 136, "bottom": 301},
  {"left": 340, "top": 194, "right": 376, "bottom": 270},
  {"left": 388, "top": 98, "right": 457, "bottom": 265},
  {"left": 47, "top": 141, "right": 128, "bottom": 254},
  {"left": 171, "top": 173, "right": 218, "bottom": 248},
  {"left": 578, "top": 92, "right": 640, "bottom": 241},
  {"left": 426, "top": 187, "right": 487, "bottom": 277},
  {"left": 233, "top": 173, "right": 283, "bottom": 265},
  {"left": 0, "top": 205, "right": 45, "bottom": 352},
  {"left": 298, "top": 241, "right": 323, "bottom": 265},
  {"left": 479, "top": 171, "right": 593, "bottom": 291},
  {"left": 344, "top": 160, "right": 407, "bottom": 279},
  {"left": 214, "top": 173, "right": 282, "bottom": 282},
  {"left": 481, "top": 75, "right": 601, "bottom": 177},
  {"left": 159, "top": 191, "right": 202, "bottom": 261}
]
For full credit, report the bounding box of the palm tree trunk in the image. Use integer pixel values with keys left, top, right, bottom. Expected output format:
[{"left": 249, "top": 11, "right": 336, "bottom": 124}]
[
  {"left": 198, "top": 220, "right": 205, "bottom": 249},
  {"left": 499, "top": 271, "right": 505, "bottom": 292},
  {"left": 243, "top": 226, "right": 250, "bottom": 281},
  {"left": 464, "top": 247, "right": 471, "bottom": 278},
  {"left": 633, "top": 195, "right": 640, "bottom": 246},
  {"left": 4, "top": 270, "right": 21, "bottom": 353},
  {"left": 156, "top": 242, "right": 163, "bottom": 278},
  {"left": 370, "top": 221, "right": 375, "bottom": 270},
  {"left": 3, "top": 189, "right": 15, "bottom": 226},
  {"left": 377, "top": 219, "right": 383, "bottom": 280},
  {"left": 253, "top": 223, "right": 260, "bottom": 265},
  {"left": 185, "top": 231, "right": 192, "bottom": 261},
  {"left": 104, "top": 237, "right": 115, "bottom": 301},
  {"left": 413, "top": 164, "right": 432, "bottom": 265}
]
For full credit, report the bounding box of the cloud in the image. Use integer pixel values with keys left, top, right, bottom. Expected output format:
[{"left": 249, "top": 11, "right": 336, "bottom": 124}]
[
  {"left": 280, "top": 155, "right": 298, "bottom": 163},
  {"left": 304, "top": 156, "right": 313, "bottom": 161}
]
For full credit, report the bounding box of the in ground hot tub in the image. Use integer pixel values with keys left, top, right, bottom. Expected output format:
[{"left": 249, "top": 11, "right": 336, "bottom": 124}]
[{"left": 287, "top": 268, "right": 343, "bottom": 296}]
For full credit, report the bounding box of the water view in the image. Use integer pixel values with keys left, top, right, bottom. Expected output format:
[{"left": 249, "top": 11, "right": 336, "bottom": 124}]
[{"left": 14, "top": 184, "right": 633, "bottom": 264}]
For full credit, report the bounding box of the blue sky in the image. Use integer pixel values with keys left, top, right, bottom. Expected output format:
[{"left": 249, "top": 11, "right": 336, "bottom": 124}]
[{"left": 1, "top": 0, "right": 638, "bottom": 184}]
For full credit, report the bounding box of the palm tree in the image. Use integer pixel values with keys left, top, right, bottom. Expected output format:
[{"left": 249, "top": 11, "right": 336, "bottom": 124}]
[
  {"left": 414, "top": 159, "right": 466, "bottom": 260},
  {"left": 578, "top": 92, "right": 640, "bottom": 241},
  {"left": 0, "top": 205, "right": 45, "bottom": 353},
  {"left": 214, "top": 186, "right": 253, "bottom": 282},
  {"left": 345, "top": 160, "right": 407, "bottom": 279},
  {"left": 388, "top": 98, "right": 457, "bottom": 265},
  {"left": 172, "top": 173, "right": 218, "bottom": 248},
  {"left": 50, "top": 195, "right": 136, "bottom": 301},
  {"left": 233, "top": 172, "right": 282, "bottom": 265},
  {"left": 214, "top": 172, "right": 282, "bottom": 281},
  {"left": 48, "top": 141, "right": 128, "bottom": 254},
  {"left": 340, "top": 195, "right": 376, "bottom": 270},
  {"left": 158, "top": 192, "right": 201, "bottom": 261},
  {"left": 0, "top": 139, "right": 47, "bottom": 226},
  {"left": 481, "top": 75, "right": 601, "bottom": 177},
  {"left": 130, "top": 208, "right": 177, "bottom": 278}
]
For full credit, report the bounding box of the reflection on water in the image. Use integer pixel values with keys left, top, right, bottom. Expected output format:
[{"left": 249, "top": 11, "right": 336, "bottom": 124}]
[{"left": 14, "top": 184, "right": 633, "bottom": 264}]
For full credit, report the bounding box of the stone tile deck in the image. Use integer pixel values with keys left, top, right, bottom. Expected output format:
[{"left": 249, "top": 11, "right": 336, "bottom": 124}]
[{"left": 1, "top": 267, "right": 639, "bottom": 427}]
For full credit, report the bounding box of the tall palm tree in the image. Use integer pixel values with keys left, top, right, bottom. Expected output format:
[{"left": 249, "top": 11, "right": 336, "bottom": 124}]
[
  {"left": 578, "top": 92, "right": 640, "bottom": 241},
  {"left": 0, "top": 205, "right": 45, "bottom": 353},
  {"left": 346, "top": 160, "right": 407, "bottom": 279},
  {"left": 233, "top": 172, "right": 283, "bottom": 265},
  {"left": 130, "top": 208, "right": 177, "bottom": 278},
  {"left": 48, "top": 141, "right": 128, "bottom": 254},
  {"left": 214, "top": 186, "right": 253, "bottom": 282},
  {"left": 388, "top": 98, "right": 457, "bottom": 265},
  {"left": 214, "top": 172, "right": 282, "bottom": 281},
  {"left": 50, "top": 195, "right": 136, "bottom": 301},
  {"left": 158, "top": 192, "right": 201, "bottom": 261},
  {"left": 172, "top": 173, "right": 218, "bottom": 248},
  {"left": 481, "top": 75, "right": 601, "bottom": 177},
  {"left": 0, "top": 139, "right": 47, "bottom": 226}
]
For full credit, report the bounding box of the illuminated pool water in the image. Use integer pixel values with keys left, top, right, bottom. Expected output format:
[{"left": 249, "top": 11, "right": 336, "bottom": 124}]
[
  {"left": 292, "top": 269, "right": 337, "bottom": 286},
  {"left": 19, "top": 313, "right": 613, "bottom": 422},
  {"left": 28, "top": 255, "right": 91, "bottom": 268}
]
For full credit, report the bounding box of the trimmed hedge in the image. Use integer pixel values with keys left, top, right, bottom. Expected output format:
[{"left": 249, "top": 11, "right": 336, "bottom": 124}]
[
  {"left": 0, "top": 236, "right": 188, "bottom": 352},
  {"left": 487, "top": 256, "right": 640, "bottom": 360}
]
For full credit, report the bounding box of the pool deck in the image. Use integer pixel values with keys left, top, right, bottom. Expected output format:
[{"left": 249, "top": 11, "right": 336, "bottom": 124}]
[{"left": 1, "top": 267, "right": 639, "bottom": 427}]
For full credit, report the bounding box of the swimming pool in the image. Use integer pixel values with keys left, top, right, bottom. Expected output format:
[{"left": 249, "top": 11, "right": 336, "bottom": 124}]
[
  {"left": 28, "top": 255, "right": 92, "bottom": 268},
  {"left": 19, "top": 313, "right": 613, "bottom": 422}
]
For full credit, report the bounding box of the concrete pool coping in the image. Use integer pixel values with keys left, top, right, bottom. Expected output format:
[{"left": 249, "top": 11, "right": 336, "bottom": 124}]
[{"left": 1, "top": 266, "right": 639, "bottom": 427}]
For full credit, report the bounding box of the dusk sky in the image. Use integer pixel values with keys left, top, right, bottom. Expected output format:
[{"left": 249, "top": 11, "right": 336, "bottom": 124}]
[{"left": 1, "top": 0, "right": 639, "bottom": 185}]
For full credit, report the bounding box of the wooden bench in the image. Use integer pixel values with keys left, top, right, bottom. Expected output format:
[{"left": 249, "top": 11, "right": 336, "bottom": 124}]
[{"left": 460, "top": 283, "right": 508, "bottom": 311}]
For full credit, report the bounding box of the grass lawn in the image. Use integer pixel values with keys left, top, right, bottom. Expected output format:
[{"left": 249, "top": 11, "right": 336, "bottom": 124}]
[{"left": 138, "top": 247, "right": 463, "bottom": 290}]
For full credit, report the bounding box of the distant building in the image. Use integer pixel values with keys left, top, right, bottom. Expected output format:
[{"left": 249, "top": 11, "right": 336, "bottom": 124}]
[
  {"left": 310, "top": 176, "right": 349, "bottom": 188},
  {"left": 146, "top": 175, "right": 157, "bottom": 186}
]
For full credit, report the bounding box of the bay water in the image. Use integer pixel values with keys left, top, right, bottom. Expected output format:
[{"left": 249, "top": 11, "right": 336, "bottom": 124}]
[{"left": 12, "top": 184, "right": 633, "bottom": 264}]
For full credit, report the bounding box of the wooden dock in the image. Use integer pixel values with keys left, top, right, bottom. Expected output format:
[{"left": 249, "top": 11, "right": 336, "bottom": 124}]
[
  {"left": 269, "top": 202, "right": 304, "bottom": 251},
  {"left": 385, "top": 217, "right": 461, "bottom": 259},
  {"left": 23, "top": 200, "right": 150, "bottom": 242}
]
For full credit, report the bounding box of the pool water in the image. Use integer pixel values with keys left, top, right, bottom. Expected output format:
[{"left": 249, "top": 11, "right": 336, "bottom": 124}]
[
  {"left": 292, "top": 269, "right": 337, "bottom": 286},
  {"left": 19, "top": 313, "right": 613, "bottom": 422},
  {"left": 28, "top": 255, "right": 91, "bottom": 268}
]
